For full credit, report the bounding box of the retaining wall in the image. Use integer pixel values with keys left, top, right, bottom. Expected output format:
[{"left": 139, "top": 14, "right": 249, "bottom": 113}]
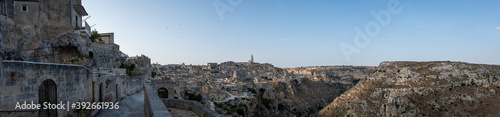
[
  {"left": 144, "top": 84, "right": 172, "bottom": 117},
  {"left": 161, "top": 98, "right": 227, "bottom": 117}
]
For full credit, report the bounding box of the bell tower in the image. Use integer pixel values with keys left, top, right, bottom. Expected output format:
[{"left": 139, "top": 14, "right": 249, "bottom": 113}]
[
  {"left": 249, "top": 54, "right": 254, "bottom": 63},
  {"left": 251, "top": 54, "right": 254, "bottom": 63}
]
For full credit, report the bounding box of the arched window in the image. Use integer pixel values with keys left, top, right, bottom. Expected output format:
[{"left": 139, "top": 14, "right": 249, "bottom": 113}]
[
  {"left": 39, "top": 79, "right": 57, "bottom": 117},
  {"left": 158, "top": 88, "right": 168, "bottom": 98}
]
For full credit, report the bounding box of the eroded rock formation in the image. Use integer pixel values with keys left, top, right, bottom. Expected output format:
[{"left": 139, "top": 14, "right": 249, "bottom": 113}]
[{"left": 316, "top": 61, "right": 500, "bottom": 116}]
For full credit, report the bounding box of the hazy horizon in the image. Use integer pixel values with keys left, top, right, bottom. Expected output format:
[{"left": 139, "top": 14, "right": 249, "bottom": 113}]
[{"left": 83, "top": 0, "right": 500, "bottom": 68}]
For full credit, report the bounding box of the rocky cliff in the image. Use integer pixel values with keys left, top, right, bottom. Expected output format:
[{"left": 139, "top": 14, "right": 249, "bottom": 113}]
[
  {"left": 1, "top": 18, "right": 122, "bottom": 68},
  {"left": 215, "top": 78, "right": 359, "bottom": 117},
  {"left": 316, "top": 61, "right": 500, "bottom": 116},
  {"left": 152, "top": 62, "right": 375, "bottom": 116}
]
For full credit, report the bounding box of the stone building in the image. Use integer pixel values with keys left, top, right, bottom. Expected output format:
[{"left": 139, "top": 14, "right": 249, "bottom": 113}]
[
  {"left": 0, "top": 0, "right": 148, "bottom": 117},
  {"left": 248, "top": 54, "right": 254, "bottom": 63},
  {"left": 127, "top": 55, "right": 152, "bottom": 75},
  {"left": 0, "top": 0, "right": 90, "bottom": 38},
  {"left": 13, "top": 0, "right": 40, "bottom": 25},
  {"left": 99, "top": 32, "right": 114, "bottom": 44}
]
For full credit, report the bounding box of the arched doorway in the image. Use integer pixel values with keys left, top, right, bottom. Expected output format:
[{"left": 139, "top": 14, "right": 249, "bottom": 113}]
[
  {"left": 39, "top": 79, "right": 57, "bottom": 117},
  {"left": 158, "top": 88, "right": 168, "bottom": 98},
  {"left": 99, "top": 83, "right": 104, "bottom": 102}
]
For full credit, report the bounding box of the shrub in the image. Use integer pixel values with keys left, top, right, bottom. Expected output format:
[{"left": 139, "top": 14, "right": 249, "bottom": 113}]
[
  {"left": 259, "top": 88, "right": 265, "bottom": 93},
  {"left": 151, "top": 71, "right": 157, "bottom": 78},
  {"left": 261, "top": 98, "right": 272, "bottom": 109},
  {"left": 120, "top": 63, "right": 136, "bottom": 75},
  {"left": 184, "top": 91, "right": 202, "bottom": 102},
  {"left": 238, "top": 103, "right": 246, "bottom": 108},
  {"left": 236, "top": 108, "right": 245, "bottom": 116},
  {"left": 70, "top": 58, "right": 79, "bottom": 63},
  {"left": 90, "top": 30, "right": 101, "bottom": 42},
  {"left": 247, "top": 88, "right": 256, "bottom": 94}
]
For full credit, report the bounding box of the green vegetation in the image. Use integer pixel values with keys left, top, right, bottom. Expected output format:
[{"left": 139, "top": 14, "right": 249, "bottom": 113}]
[
  {"left": 259, "top": 88, "right": 266, "bottom": 93},
  {"left": 256, "top": 88, "right": 272, "bottom": 109},
  {"left": 90, "top": 30, "right": 105, "bottom": 43},
  {"left": 247, "top": 88, "right": 256, "bottom": 94},
  {"left": 238, "top": 103, "right": 246, "bottom": 108},
  {"left": 151, "top": 71, "right": 157, "bottom": 78},
  {"left": 70, "top": 58, "right": 79, "bottom": 63},
  {"left": 184, "top": 91, "right": 202, "bottom": 102},
  {"left": 120, "top": 63, "right": 136, "bottom": 75},
  {"left": 219, "top": 102, "right": 246, "bottom": 116}
]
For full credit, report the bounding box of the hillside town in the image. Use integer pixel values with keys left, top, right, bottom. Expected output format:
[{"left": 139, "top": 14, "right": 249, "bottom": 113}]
[{"left": 1, "top": 0, "right": 500, "bottom": 117}]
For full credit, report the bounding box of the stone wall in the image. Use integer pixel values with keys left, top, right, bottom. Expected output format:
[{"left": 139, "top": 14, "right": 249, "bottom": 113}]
[
  {"left": 0, "top": 60, "right": 92, "bottom": 117},
  {"left": 126, "top": 76, "right": 144, "bottom": 96},
  {"left": 150, "top": 82, "right": 180, "bottom": 99},
  {"left": 162, "top": 98, "right": 227, "bottom": 117},
  {"left": 144, "top": 84, "right": 172, "bottom": 117},
  {"left": 90, "top": 43, "right": 120, "bottom": 68},
  {"left": 0, "top": 60, "right": 145, "bottom": 116},
  {"left": 13, "top": 1, "right": 39, "bottom": 25},
  {"left": 39, "top": 0, "right": 73, "bottom": 39}
]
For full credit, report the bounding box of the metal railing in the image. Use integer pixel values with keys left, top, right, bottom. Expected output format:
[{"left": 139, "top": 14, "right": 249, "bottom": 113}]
[{"left": 84, "top": 21, "right": 91, "bottom": 34}]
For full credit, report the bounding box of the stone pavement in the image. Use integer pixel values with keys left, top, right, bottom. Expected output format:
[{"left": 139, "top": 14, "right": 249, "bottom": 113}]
[{"left": 96, "top": 90, "right": 145, "bottom": 117}]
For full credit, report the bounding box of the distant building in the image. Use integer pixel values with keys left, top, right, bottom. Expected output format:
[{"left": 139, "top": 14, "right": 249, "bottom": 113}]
[
  {"left": 99, "top": 32, "right": 114, "bottom": 44},
  {"left": 248, "top": 54, "right": 254, "bottom": 63}
]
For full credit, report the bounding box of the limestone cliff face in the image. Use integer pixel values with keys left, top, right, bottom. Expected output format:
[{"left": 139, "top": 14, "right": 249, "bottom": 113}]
[
  {"left": 316, "top": 61, "right": 500, "bottom": 116},
  {"left": 245, "top": 78, "right": 355, "bottom": 117},
  {"left": 240, "top": 66, "right": 374, "bottom": 117},
  {"left": 0, "top": 20, "right": 121, "bottom": 68},
  {"left": 285, "top": 66, "right": 375, "bottom": 85}
]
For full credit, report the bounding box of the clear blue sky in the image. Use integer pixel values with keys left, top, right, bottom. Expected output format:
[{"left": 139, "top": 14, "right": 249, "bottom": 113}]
[{"left": 83, "top": 0, "right": 500, "bottom": 67}]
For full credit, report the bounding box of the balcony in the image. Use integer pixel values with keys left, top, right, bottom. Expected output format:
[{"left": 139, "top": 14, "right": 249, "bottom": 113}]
[{"left": 74, "top": 21, "right": 91, "bottom": 38}]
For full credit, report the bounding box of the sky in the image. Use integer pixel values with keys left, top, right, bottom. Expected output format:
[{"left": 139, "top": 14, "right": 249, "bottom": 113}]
[{"left": 83, "top": 0, "right": 500, "bottom": 68}]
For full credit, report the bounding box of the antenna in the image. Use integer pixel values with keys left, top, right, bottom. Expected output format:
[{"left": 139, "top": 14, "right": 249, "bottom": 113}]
[{"left": 84, "top": 15, "right": 91, "bottom": 21}]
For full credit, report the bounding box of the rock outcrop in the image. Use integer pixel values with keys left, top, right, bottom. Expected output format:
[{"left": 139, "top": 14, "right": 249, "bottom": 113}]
[{"left": 316, "top": 61, "right": 500, "bottom": 116}]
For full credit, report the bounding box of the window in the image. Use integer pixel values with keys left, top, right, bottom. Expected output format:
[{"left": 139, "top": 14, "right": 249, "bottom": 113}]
[
  {"left": 21, "top": 4, "right": 27, "bottom": 12},
  {"left": 75, "top": 15, "right": 78, "bottom": 28},
  {"left": 0, "top": 0, "right": 5, "bottom": 15}
]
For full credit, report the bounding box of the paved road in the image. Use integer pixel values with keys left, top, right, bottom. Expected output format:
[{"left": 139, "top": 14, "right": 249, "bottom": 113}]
[{"left": 96, "top": 90, "right": 145, "bottom": 117}]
